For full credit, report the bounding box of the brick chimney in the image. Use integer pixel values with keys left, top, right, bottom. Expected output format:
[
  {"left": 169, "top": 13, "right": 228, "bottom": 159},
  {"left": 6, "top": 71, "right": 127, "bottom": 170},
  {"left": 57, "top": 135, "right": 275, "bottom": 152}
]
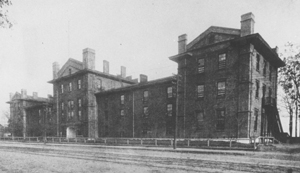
[
  {"left": 103, "top": 60, "right": 109, "bottom": 74},
  {"left": 52, "top": 62, "right": 60, "bottom": 79},
  {"left": 140, "top": 74, "right": 148, "bottom": 83},
  {"left": 21, "top": 89, "right": 27, "bottom": 98},
  {"left": 240, "top": 12, "right": 255, "bottom": 37},
  {"left": 33, "top": 92, "right": 38, "bottom": 99},
  {"left": 178, "top": 34, "right": 187, "bottom": 54},
  {"left": 9, "top": 93, "right": 13, "bottom": 100},
  {"left": 83, "top": 48, "right": 95, "bottom": 70},
  {"left": 121, "top": 66, "right": 126, "bottom": 78}
]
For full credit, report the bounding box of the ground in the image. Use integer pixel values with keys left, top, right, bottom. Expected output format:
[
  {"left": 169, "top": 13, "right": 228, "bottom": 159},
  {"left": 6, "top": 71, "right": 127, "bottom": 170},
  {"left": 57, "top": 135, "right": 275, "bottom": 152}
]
[{"left": 0, "top": 142, "right": 299, "bottom": 173}]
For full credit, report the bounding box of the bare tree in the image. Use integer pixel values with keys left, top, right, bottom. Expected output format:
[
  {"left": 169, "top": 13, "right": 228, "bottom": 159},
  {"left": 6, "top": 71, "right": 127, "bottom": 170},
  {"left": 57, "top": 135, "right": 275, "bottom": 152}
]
[{"left": 0, "top": 0, "right": 12, "bottom": 28}]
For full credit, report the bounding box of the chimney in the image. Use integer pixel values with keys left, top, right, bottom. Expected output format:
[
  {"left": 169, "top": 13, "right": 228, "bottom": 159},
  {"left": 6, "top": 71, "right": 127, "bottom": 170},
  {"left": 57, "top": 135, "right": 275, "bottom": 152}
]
[
  {"left": 33, "top": 92, "right": 38, "bottom": 99},
  {"left": 240, "top": 12, "right": 255, "bottom": 37},
  {"left": 121, "top": 66, "right": 126, "bottom": 78},
  {"left": 103, "top": 60, "right": 109, "bottom": 74},
  {"left": 178, "top": 34, "right": 187, "bottom": 54},
  {"left": 52, "top": 62, "right": 60, "bottom": 79},
  {"left": 140, "top": 74, "right": 148, "bottom": 83},
  {"left": 21, "top": 89, "right": 27, "bottom": 98},
  {"left": 9, "top": 93, "right": 13, "bottom": 100},
  {"left": 83, "top": 48, "right": 95, "bottom": 70}
]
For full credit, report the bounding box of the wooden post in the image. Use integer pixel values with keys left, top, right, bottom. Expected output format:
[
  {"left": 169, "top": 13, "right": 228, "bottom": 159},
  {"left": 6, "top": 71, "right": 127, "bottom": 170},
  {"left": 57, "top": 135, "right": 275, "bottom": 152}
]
[
  {"left": 127, "top": 139, "right": 129, "bottom": 145},
  {"left": 230, "top": 139, "right": 232, "bottom": 148},
  {"left": 187, "top": 139, "right": 190, "bottom": 147},
  {"left": 207, "top": 139, "right": 210, "bottom": 147},
  {"left": 155, "top": 139, "right": 157, "bottom": 146}
]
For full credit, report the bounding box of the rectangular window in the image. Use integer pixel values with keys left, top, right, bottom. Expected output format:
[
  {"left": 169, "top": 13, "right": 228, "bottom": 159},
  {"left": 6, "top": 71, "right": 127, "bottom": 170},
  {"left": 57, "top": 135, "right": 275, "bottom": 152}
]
[
  {"left": 196, "top": 110, "right": 204, "bottom": 123},
  {"left": 105, "top": 110, "right": 108, "bottom": 121},
  {"left": 216, "top": 109, "right": 225, "bottom": 131},
  {"left": 68, "top": 101, "right": 71, "bottom": 109},
  {"left": 218, "top": 53, "right": 226, "bottom": 69},
  {"left": 69, "top": 82, "right": 72, "bottom": 91},
  {"left": 120, "top": 95, "right": 124, "bottom": 105},
  {"left": 78, "top": 99, "right": 81, "bottom": 108},
  {"left": 263, "top": 60, "right": 267, "bottom": 76},
  {"left": 78, "top": 80, "right": 81, "bottom": 89},
  {"left": 198, "top": 58, "right": 205, "bottom": 73},
  {"left": 167, "top": 104, "right": 173, "bottom": 117},
  {"left": 269, "top": 65, "right": 272, "bottom": 81},
  {"left": 97, "top": 79, "right": 102, "bottom": 89},
  {"left": 254, "top": 108, "right": 259, "bottom": 131},
  {"left": 71, "top": 101, "right": 74, "bottom": 109},
  {"left": 143, "top": 91, "right": 149, "bottom": 103},
  {"left": 269, "top": 87, "right": 272, "bottom": 98},
  {"left": 78, "top": 110, "right": 82, "bottom": 120},
  {"left": 197, "top": 85, "right": 204, "bottom": 98},
  {"left": 68, "top": 112, "right": 71, "bottom": 120},
  {"left": 256, "top": 54, "right": 260, "bottom": 71},
  {"left": 61, "top": 102, "right": 64, "bottom": 110},
  {"left": 217, "top": 81, "right": 226, "bottom": 97},
  {"left": 167, "top": 87, "right": 173, "bottom": 98},
  {"left": 255, "top": 80, "right": 260, "bottom": 98},
  {"left": 143, "top": 106, "right": 149, "bottom": 117},
  {"left": 120, "top": 109, "right": 125, "bottom": 117},
  {"left": 61, "top": 85, "right": 64, "bottom": 93}
]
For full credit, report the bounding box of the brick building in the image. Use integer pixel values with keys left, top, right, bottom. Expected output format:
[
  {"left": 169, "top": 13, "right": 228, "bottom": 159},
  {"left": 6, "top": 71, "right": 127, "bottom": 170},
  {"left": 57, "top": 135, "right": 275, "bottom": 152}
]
[
  {"left": 96, "top": 76, "right": 176, "bottom": 138},
  {"left": 48, "top": 48, "right": 137, "bottom": 138},
  {"left": 169, "top": 12, "right": 285, "bottom": 140},
  {"left": 7, "top": 12, "right": 286, "bottom": 142},
  {"left": 7, "top": 90, "right": 53, "bottom": 137}
]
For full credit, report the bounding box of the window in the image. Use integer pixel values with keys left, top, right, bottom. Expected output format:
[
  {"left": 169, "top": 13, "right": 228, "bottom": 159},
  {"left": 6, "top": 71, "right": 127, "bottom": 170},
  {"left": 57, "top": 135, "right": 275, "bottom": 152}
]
[
  {"left": 255, "top": 80, "right": 260, "bottom": 98},
  {"left": 198, "top": 58, "right": 205, "bottom": 73},
  {"left": 196, "top": 110, "right": 204, "bottom": 123},
  {"left": 120, "top": 95, "right": 124, "bottom": 105},
  {"left": 167, "top": 87, "right": 173, "bottom": 98},
  {"left": 254, "top": 108, "right": 259, "bottom": 131},
  {"left": 197, "top": 85, "right": 204, "bottom": 98},
  {"left": 61, "top": 102, "right": 64, "bottom": 111},
  {"left": 69, "top": 69, "right": 72, "bottom": 75},
  {"left": 143, "top": 106, "right": 149, "bottom": 117},
  {"left": 262, "top": 84, "right": 266, "bottom": 98},
  {"left": 120, "top": 109, "right": 125, "bottom": 117},
  {"left": 269, "top": 65, "right": 272, "bottom": 81},
  {"left": 167, "top": 104, "right": 173, "bottom": 116},
  {"left": 78, "top": 99, "right": 81, "bottom": 108},
  {"left": 97, "top": 79, "right": 102, "bottom": 89},
  {"left": 68, "top": 112, "right": 71, "bottom": 120},
  {"left": 71, "top": 101, "right": 74, "bottom": 109},
  {"left": 105, "top": 111, "right": 108, "bottom": 121},
  {"left": 218, "top": 53, "right": 226, "bottom": 69},
  {"left": 256, "top": 54, "right": 260, "bottom": 71},
  {"left": 143, "top": 91, "right": 149, "bottom": 103},
  {"left": 217, "top": 81, "right": 226, "bottom": 97},
  {"left": 78, "top": 80, "right": 81, "bottom": 89},
  {"left": 69, "top": 82, "right": 72, "bottom": 91},
  {"left": 78, "top": 110, "right": 82, "bottom": 120},
  {"left": 269, "top": 87, "right": 272, "bottom": 98},
  {"left": 216, "top": 109, "right": 225, "bottom": 131},
  {"left": 61, "top": 84, "right": 64, "bottom": 93},
  {"left": 263, "top": 60, "right": 267, "bottom": 76}
]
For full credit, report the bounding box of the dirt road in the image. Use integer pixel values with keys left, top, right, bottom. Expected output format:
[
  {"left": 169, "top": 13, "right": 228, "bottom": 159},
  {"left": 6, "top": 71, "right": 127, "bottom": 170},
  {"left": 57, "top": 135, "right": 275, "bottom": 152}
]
[{"left": 0, "top": 142, "right": 298, "bottom": 173}]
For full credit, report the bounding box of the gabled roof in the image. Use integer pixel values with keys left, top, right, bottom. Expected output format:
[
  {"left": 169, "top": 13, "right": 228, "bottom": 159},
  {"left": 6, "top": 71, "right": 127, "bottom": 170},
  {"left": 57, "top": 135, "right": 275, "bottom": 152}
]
[
  {"left": 187, "top": 26, "right": 240, "bottom": 50},
  {"left": 57, "top": 58, "right": 83, "bottom": 78}
]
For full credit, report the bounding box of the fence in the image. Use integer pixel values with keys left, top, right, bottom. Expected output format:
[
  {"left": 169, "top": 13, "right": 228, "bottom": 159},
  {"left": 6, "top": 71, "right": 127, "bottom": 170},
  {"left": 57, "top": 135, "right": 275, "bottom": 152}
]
[{"left": 0, "top": 136, "right": 255, "bottom": 149}]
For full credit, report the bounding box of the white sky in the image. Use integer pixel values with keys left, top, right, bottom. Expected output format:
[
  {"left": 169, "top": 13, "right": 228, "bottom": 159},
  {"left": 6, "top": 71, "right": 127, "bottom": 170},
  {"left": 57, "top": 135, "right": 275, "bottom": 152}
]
[{"left": 1, "top": 0, "right": 300, "bottom": 134}]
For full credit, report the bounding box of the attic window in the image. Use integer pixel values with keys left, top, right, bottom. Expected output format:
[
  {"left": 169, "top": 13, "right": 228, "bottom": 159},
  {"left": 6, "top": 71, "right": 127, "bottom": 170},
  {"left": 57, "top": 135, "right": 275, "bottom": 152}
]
[{"left": 69, "top": 69, "right": 72, "bottom": 75}]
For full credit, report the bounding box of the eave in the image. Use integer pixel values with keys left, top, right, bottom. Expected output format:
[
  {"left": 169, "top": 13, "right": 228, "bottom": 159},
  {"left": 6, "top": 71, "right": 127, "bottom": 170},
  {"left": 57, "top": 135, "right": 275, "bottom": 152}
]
[
  {"left": 231, "top": 33, "right": 285, "bottom": 68},
  {"left": 168, "top": 52, "right": 193, "bottom": 63}
]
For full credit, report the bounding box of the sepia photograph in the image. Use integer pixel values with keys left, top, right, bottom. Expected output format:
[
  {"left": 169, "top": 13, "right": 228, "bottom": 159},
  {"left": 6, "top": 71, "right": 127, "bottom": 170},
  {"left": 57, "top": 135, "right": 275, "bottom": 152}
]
[{"left": 0, "top": 0, "right": 300, "bottom": 172}]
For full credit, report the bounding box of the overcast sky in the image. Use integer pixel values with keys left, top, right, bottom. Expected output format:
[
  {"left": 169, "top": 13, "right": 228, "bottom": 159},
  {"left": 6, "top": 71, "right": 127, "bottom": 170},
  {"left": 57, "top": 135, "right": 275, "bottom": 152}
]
[{"left": 1, "top": 0, "right": 300, "bottom": 133}]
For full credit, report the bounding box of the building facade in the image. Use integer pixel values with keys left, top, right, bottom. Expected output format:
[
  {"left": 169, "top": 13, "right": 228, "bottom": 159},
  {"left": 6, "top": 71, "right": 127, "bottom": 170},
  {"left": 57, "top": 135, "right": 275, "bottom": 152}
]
[
  {"left": 7, "top": 90, "right": 53, "bottom": 137},
  {"left": 48, "top": 48, "right": 137, "bottom": 138},
  {"left": 169, "top": 12, "right": 285, "bottom": 140},
  {"left": 7, "top": 12, "right": 286, "bottom": 142}
]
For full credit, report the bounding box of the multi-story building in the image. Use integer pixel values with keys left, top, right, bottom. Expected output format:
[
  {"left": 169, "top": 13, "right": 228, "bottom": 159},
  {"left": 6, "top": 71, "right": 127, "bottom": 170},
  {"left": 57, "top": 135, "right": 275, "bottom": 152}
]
[
  {"left": 96, "top": 75, "right": 176, "bottom": 138},
  {"left": 7, "top": 12, "right": 286, "bottom": 142},
  {"left": 48, "top": 48, "right": 137, "bottom": 138},
  {"left": 169, "top": 12, "right": 285, "bottom": 140},
  {"left": 7, "top": 90, "right": 53, "bottom": 137}
]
